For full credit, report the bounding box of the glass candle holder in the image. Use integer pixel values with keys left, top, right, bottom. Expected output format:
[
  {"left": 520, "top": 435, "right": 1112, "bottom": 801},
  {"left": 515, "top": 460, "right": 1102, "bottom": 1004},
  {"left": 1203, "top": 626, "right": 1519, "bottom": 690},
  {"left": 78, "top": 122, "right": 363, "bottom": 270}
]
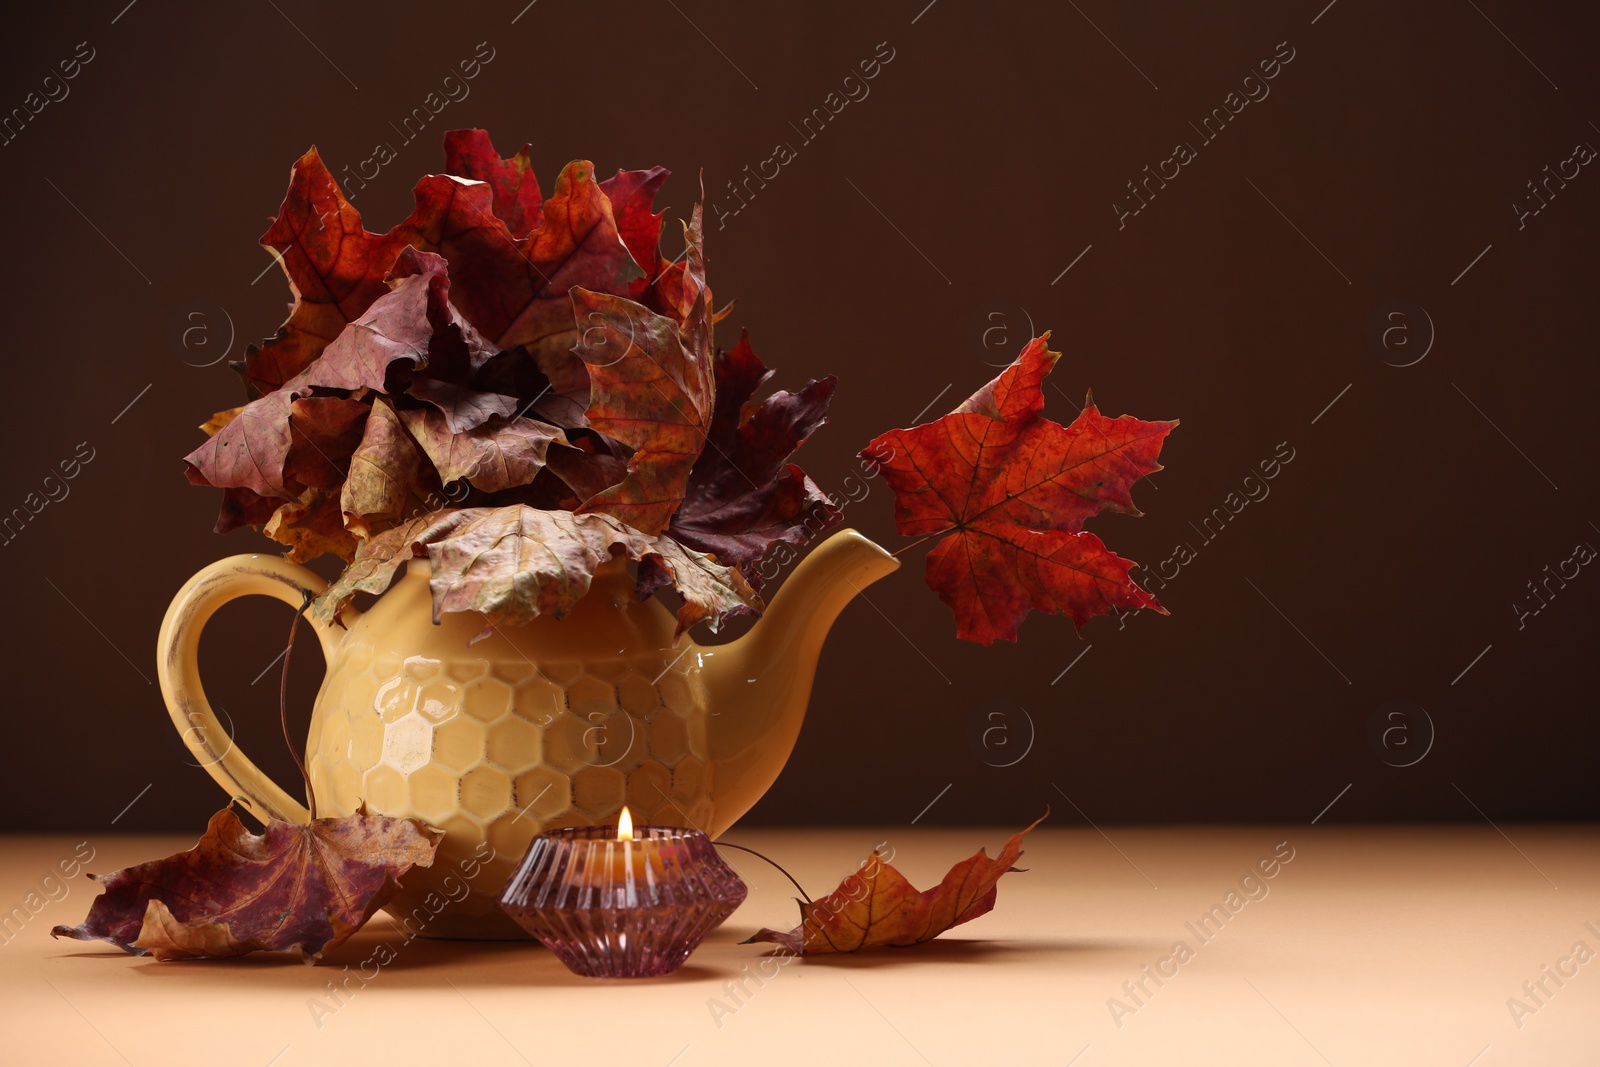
[{"left": 498, "top": 822, "right": 747, "bottom": 978}]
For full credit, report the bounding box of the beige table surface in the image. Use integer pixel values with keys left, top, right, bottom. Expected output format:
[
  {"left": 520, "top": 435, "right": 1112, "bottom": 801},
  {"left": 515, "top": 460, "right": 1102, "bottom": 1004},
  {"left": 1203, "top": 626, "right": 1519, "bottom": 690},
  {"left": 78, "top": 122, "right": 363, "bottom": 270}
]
[{"left": 1, "top": 826, "right": 1596, "bottom": 1066}]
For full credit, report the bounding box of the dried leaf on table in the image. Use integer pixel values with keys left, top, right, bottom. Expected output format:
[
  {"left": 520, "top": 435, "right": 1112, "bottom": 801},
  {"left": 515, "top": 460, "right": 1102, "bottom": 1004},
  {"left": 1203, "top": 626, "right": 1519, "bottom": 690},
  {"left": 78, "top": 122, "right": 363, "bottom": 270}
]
[
  {"left": 745, "top": 815, "right": 1046, "bottom": 955},
  {"left": 51, "top": 805, "right": 439, "bottom": 962}
]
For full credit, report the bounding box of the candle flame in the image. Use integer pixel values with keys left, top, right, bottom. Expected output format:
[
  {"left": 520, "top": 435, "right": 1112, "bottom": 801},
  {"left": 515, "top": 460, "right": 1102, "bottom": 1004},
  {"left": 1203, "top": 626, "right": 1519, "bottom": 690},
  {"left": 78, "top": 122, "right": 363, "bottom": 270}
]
[{"left": 617, "top": 805, "right": 634, "bottom": 841}]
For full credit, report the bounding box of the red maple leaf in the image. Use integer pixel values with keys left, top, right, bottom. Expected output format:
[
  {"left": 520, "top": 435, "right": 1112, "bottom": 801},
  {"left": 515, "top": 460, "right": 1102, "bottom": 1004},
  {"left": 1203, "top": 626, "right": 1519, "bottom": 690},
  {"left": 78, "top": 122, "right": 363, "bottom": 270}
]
[
  {"left": 861, "top": 335, "right": 1175, "bottom": 644},
  {"left": 600, "top": 165, "right": 670, "bottom": 295},
  {"left": 442, "top": 128, "right": 544, "bottom": 239},
  {"left": 241, "top": 139, "right": 648, "bottom": 397},
  {"left": 567, "top": 206, "right": 715, "bottom": 536},
  {"left": 240, "top": 147, "right": 423, "bottom": 395}
]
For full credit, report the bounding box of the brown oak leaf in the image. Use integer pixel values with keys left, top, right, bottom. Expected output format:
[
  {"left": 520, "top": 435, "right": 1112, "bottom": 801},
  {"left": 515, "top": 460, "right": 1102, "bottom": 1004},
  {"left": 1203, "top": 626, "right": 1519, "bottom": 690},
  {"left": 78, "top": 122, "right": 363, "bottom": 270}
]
[
  {"left": 745, "top": 815, "right": 1046, "bottom": 954},
  {"left": 51, "top": 805, "right": 439, "bottom": 961},
  {"left": 861, "top": 335, "right": 1175, "bottom": 644}
]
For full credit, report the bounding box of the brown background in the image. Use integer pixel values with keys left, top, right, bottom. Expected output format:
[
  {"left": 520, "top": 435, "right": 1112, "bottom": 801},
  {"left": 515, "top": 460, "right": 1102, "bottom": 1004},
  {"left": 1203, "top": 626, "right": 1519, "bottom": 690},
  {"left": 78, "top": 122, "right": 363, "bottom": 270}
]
[{"left": 2, "top": 0, "right": 1594, "bottom": 832}]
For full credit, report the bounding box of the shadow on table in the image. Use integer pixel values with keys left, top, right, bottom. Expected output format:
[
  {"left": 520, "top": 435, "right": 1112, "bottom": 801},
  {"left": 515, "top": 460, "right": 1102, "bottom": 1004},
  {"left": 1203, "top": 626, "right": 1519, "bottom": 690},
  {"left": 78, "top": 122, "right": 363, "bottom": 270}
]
[
  {"left": 46, "top": 927, "right": 1163, "bottom": 989},
  {"left": 732, "top": 935, "right": 1162, "bottom": 969},
  {"left": 50, "top": 932, "right": 738, "bottom": 991}
]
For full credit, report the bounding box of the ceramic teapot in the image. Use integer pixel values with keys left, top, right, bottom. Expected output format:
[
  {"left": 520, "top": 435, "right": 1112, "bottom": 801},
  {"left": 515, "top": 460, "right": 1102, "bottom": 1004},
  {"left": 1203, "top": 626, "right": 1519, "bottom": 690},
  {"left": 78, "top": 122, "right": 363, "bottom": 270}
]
[{"left": 156, "top": 529, "right": 897, "bottom": 938}]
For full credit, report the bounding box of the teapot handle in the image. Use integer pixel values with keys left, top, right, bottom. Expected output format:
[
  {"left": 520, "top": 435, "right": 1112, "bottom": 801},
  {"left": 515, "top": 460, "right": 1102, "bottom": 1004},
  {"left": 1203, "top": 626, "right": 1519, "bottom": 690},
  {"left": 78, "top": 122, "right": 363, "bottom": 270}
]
[{"left": 156, "top": 555, "right": 344, "bottom": 826}]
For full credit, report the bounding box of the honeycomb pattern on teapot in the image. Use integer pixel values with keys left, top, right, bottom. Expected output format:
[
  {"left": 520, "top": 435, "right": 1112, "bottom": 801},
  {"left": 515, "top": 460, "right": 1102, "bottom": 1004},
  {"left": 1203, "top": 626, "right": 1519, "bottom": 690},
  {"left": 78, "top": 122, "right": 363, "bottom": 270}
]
[{"left": 306, "top": 649, "right": 716, "bottom": 865}]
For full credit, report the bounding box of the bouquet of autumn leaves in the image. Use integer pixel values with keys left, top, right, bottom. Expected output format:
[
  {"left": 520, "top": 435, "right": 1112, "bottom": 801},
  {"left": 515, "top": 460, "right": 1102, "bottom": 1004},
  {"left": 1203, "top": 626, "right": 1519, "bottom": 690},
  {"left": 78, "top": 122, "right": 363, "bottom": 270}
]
[
  {"left": 186, "top": 130, "right": 842, "bottom": 637},
  {"left": 189, "top": 127, "right": 1175, "bottom": 646}
]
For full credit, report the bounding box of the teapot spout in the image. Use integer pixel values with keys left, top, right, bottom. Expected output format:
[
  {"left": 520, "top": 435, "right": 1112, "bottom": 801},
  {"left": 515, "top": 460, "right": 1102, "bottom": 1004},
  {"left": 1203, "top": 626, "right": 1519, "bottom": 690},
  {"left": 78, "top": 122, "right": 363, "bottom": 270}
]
[{"left": 697, "top": 529, "right": 899, "bottom": 832}]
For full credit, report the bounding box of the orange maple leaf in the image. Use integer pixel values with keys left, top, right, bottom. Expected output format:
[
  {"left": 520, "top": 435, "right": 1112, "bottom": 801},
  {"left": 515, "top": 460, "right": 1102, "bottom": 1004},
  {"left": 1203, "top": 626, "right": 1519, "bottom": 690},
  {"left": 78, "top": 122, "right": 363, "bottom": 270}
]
[{"left": 745, "top": 815, "right": 1046, "bottom": 954}]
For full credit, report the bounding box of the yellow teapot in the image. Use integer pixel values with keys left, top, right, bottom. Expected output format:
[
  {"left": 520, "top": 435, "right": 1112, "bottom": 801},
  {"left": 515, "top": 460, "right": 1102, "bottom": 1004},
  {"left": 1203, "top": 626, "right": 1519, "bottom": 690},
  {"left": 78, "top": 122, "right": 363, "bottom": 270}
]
[{"left": 156, "top": 529, "right": 896, "bottom": 938}]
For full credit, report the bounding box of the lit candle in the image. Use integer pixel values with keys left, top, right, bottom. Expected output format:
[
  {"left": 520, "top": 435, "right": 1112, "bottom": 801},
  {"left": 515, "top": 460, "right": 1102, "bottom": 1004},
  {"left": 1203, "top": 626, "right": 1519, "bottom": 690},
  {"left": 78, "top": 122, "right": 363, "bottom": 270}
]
[
  {"left": 499, "top": 809, "right": 747, "bottom": 978},
  {"left": 603, "top": 806, "right": 666, "bottom": 890}
]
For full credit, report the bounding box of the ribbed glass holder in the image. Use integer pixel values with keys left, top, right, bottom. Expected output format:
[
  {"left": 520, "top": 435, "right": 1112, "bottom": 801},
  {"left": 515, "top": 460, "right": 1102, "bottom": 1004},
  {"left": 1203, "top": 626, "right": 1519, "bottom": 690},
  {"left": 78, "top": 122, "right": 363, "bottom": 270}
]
[{"left": 498, "top": 825, "right": 748, "bottom": 978}]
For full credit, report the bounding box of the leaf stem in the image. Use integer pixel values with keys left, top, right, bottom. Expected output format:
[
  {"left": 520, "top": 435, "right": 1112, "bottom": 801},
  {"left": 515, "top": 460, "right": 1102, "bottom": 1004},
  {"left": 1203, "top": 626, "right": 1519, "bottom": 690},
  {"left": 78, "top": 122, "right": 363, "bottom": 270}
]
[
  {"left": 890, "top": 534, "right": 938, "bottom": 558},
  {"left": 280, "top": 591, "right": 318, "bottom": 822},
  {"left": 713, "top": 842, "right": 812, "bottom": 903}
]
